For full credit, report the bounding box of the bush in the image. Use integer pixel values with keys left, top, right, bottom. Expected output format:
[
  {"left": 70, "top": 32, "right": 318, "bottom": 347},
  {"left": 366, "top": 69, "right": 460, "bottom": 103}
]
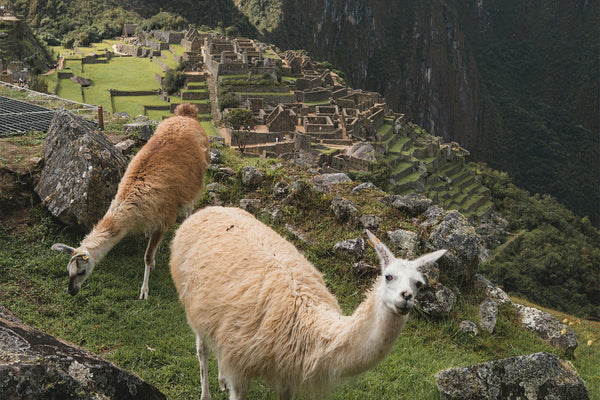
[{"left": 162, "top": 69, "right": 186, "bottom": 95}]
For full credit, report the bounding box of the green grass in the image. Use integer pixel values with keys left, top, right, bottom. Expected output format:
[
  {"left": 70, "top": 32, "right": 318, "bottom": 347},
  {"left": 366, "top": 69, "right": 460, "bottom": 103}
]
[
  {"left": 376, "top": 123, "right": 392, "bottom": 137},
  {"left": 200, "top": 121, "right": 219, "bottom": 136},
  {"left": 388, "top": 137, "right": 411, "bottom": 153},
  {"left": 0, "top": 199, "right": 597, "bottom": 400}
]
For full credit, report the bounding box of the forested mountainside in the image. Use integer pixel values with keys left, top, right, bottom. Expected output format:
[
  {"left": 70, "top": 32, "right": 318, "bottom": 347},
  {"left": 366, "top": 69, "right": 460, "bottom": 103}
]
[{"left": 237, "top": 0, "right": 599, "bottom": 226}]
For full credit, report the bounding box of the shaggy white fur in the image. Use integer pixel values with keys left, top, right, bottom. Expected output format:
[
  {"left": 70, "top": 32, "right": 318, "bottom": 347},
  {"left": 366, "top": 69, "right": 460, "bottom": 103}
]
[{"left": 170, "top": 206, "right": 446, "bottom": 400}]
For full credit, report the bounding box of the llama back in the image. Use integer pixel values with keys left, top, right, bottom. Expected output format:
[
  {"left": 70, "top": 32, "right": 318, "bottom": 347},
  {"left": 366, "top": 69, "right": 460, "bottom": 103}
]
[
  {"left": 114, "top": 109, "right": 209, "bottom": 233},
  {"left": 170, "top": 206, "right": 344, "bottom": 392}
]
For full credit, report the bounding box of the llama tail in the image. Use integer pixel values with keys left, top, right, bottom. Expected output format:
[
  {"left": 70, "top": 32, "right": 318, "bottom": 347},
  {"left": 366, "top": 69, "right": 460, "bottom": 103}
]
[{"left": 174, "top": 103, "right": 199, "bottom": 119}]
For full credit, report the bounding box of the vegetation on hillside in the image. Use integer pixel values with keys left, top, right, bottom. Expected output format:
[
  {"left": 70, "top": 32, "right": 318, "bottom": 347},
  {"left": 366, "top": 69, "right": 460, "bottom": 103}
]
[
  {"left": 479, "top": 166, "right": 600, "bottom": 319},
  {"left": 0, "top": 138, "right": 598, "bottom": 398}
]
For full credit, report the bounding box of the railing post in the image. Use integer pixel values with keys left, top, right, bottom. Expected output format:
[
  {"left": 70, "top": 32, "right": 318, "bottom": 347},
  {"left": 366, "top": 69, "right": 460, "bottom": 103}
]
[{"left": 98, "top": 105, "right": 104, "bottom": 130}]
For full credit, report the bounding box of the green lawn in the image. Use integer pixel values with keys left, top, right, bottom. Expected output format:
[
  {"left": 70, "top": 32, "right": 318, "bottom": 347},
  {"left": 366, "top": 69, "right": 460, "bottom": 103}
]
[{"left": 200, "top": 121, "right": 219, "bottom": 136}]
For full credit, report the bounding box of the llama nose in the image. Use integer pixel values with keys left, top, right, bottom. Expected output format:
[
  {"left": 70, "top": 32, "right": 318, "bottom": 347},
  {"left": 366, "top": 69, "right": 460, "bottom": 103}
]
[{"left": 401, "top": 291, "right": 413, "bottom": 301}]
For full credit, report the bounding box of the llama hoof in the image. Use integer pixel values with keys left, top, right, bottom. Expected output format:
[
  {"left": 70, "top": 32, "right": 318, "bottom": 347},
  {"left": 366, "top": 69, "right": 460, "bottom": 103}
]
[
  {"left": 139, "top": 291, "right": 149, "bottom": 300},
  {"left": 218, "top": 379, "right": 227, "bottom": 392}
]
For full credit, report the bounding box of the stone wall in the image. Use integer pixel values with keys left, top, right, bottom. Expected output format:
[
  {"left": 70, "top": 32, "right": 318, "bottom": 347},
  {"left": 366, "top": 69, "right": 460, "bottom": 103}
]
[
  {"left": 235, "top": 93, "right": 295, "bottom": 106},
  {"left": 330, "top": 154, "right": 371, "bottom": 171},
  {"left": 181, "top": 91, "right": 209, "bottom": 100}
]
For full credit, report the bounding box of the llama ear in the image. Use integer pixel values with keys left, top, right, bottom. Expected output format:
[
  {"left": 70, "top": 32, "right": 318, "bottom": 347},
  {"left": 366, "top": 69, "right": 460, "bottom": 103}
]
[
  {"left": 413, "top": 249, "right": 447, "bottom": 270},
  {"left": 52, "top": 243, "right": 76, "bottom": 254},
  {"left": 366, "top": 230, "right": 395, "bottom": 269}
]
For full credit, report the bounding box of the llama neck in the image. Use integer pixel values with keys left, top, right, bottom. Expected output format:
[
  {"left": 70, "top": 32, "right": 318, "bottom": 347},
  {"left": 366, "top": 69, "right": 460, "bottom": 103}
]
[
  {"left": 80, "top": 215, "right": 127, "bottom": 263},
  {"left": 320, "top": 278, "right": 409, "bottom": 379}
]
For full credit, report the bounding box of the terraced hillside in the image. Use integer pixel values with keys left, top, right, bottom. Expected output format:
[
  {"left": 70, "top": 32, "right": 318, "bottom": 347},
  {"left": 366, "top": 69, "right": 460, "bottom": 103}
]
[{"left": 380, "top": 120, "right": 493, "bottom": 219}]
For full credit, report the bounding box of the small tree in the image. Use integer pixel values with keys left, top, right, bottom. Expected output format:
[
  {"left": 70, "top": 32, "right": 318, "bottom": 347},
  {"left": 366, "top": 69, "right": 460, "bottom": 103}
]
[
  {"left": 163, "top": 69, "right": 186, "bottom": 95},
  {"left": 224, "top": 108, "right": 257, "bottom": 154}
]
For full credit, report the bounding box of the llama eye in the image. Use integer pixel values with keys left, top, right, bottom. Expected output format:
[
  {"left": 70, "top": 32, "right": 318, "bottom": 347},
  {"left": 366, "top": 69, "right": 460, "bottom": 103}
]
[
  {"left": 385, "top": 274, "right": 394, "bottom": 282},
  {"left": 415, "top": 281, "right": 423, "bottom": 290}
]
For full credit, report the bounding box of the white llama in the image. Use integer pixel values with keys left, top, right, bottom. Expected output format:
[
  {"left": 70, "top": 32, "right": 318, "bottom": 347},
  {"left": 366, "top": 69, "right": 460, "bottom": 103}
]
[
  {"left": 52, "top": 103, "right": 209, "bottom": 299},
  {"left": 169, "top": 206, "right": 446, "bottom": 399}
]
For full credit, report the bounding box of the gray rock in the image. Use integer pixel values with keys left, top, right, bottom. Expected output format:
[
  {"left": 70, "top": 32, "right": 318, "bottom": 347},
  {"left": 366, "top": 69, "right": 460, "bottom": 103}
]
[
  {"left": 390, "top": 193, "right": 433, "bottom": 215},
  {"left": 333, "top": 238, "right": 365, "bottom": 260},
  {"left": 312, "top": 173, "right": 351, "bottom": 193},
  {"left": 473, "top": 274, "right": 511, "bottom": 305},
  {"left": 239, "top": 198, "right": 261, "bottom": 212},
  {"left": 112, "top": 111, "right": 130, "bottom": 119},
  {"left": 478, "top": 298, "right": 498, "bottom": 333},
  {"left": 416, "top": 283, "right": 456, "bottom": 318},
  {"left": 273, "top": 181, "right": 289, "bottom": 198},
  {"left": 35, "top": 110, "right": 127, "bottom": 231},
  {"left": 0, "top": 304, "right": 166, "bottom": 400},
  {"left": 209, "top": 148, "right": 223, "bottom": 165},
  {"left": 360, "top": 214, "right": 381, "bottom": 230},
  {"left": 351, "top": 181, "right": 378, "bottom": 194},
  {"left": 428, "top": 210, "right": 483, "bottom": 286},
  {"left": 124, "top": 122, "right": 154, "bottom": 141},
  {"left": 421, "top": 205, "right": 445, "bottom": 228},
  {"left": 331, "top": 197, "right": 359, "bottom": 221},
  {"left": 240, "top": 166, "right": 265, "bottom": 187},
  {"left": 114, "top": 138, "right": 136, "bottom": 153},
  {"left": 345, "top": 142, "right": 377, "bottom": 162},
  {"left": 458, "top": 320, "right": 479, "bottom": 336},
  {"left": 209, "top": 136, "right": 225, "bottom": 146},
  {"left": 205, "top": 182, "right": 227, "bottom": 193},
  {"left": 515, "top": 305, "right": 578, "bottom": 356},
  {"left": 387, "top": 229, "right": 419, "bottom": 258},
  {"left": 436, "top": 352, "right": 589, "bottom": 400},
  {"left": 285, "top": 224, "right": 308, "bottom": 243},
  {"left": 218, "top": 167, "right": 235, "bottom": 176}
]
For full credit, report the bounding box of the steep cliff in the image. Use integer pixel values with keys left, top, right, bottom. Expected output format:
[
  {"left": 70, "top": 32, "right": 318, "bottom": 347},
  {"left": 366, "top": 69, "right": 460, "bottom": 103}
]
[{"left": 238, "top": 0, "right": 599, "bottom": 225}]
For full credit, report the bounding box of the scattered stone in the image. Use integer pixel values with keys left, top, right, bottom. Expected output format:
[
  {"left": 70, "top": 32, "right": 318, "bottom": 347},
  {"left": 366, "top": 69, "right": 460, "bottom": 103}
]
[
  {"left": 428, "top": 210, "right": 483, "bottom": 286},
  {"left": 312, "top": 172, "right": 351, "bottom": 192},
  {"left": 205, "top": 183, "right": 227, "bottom": 194},
  {"left": 285, "top": 224, "right": 308, "bottom": 243},
  {"left": 351, "top": 181, "right": 377, "bottom": 194},
  {"left": 124, "top": 122, "right": 154, "bottom": 141},
  {"left": 346, "top": 142, "right": 377, "bottom": 162},
  {"left": 273, "top": 181, "right": 289, "bottom": 198},
  {"left": 218, "top": 167, "right": 235, "bottom": 176},
  {"left": 239, "top": 198, "right": 261, "bottom": 212},
  {"left": 331, "top": 197, "right": 359, "bottom": 221},
  {"left": 209, "top": 136, "right": 225, "bottom": 146},
  {"left": 35, "top": 110, "right": 127, "bottom": 231},
  {"left": 0, "top": 304, "right": 166, "bottom": 400},
  {"left": 112, "top": 111, "right": 130, "bottom": 119},
  {"left": 209, "top": 148, "right": 223, "bottom": 164},
  {"left": 458, "top": 320, "right": 479, "bottom": 336},
  {"left": 436, "top": 352, "right": 589, "bottom": 400},
  {"left": 473, "top": 274, "right": 511, "bottom": 305},
  {"left": 387, "top": 229, "right": 419, "bottom": 258},
  {"left": 352, "top": 260, "right": 377, "bottom": 272},
  {"left": 333, "top": 238, "right": 365, "bottom": 260},
  {"left": 416, "top": 283, "right": 457, "bottom": 319},
  {"left": 240, "top": 166, "right": 265, "bottom": 187},
  {"left": 114, "top": 138, "right": 136, "bottom": 153},
  {"left": 478, "top": 298, "right": 498, "bottom": 333},
  {"left": 389, "top": 193, "right": 433, "bottom": 215},
  {"left": 360, "top": 214, "right": 381, "bottom": 230},
  {"left": 70, "top": 75, "right": 92, "bottom": 86},
  {"left": 515, "top": 304, "right": 578, "bottom": 356}
]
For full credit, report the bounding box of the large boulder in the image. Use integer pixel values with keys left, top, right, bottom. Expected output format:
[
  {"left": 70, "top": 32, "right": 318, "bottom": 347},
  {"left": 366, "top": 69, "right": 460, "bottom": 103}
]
[
  {"left": 427, "top": 210, "right": 484, "bottom": 286},
  {"left": 436, "top": 352, "right": 589, "bottom": 400},
  {"left": 515, "top": 305, "right": 578, "bottom": 356},
  {"left": 35, "top": 110, "right": 127, "bottom": 231},
  {"left": 0, "top": 304, "right": 166, "bottom": 400}
]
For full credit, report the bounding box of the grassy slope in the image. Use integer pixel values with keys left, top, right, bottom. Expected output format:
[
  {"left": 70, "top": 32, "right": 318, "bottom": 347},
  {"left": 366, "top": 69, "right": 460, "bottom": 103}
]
[{"left": 0, "top": 147, "right": 598, "bottom": 399}]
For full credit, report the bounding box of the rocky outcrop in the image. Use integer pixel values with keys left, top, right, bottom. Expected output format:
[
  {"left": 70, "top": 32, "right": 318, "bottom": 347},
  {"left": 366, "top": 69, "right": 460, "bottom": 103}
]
[
  {"left": 515, "top": 305, "right": 578, "bottom": 356},
  {"left": 0, "top": 304, "right": 166, "bottom": 400},
  {"left": 35, "top": 110, "right": 127, "bottom": 231},
  {"left": 436, "top": 352, "right": 589, "bottom": 400}
]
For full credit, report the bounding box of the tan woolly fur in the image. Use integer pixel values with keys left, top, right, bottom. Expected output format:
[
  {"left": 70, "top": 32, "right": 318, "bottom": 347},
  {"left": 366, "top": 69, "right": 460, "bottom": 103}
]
[
  {"left": 170, "top": 206, "right": 447, "bottom": 400},
  {"left": 52, "top": 103, "right": 209, "bottom": 299}
]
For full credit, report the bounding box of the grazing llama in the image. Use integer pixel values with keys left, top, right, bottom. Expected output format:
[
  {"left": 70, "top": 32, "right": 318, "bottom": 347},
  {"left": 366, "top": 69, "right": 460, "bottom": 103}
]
[
  {"left": 53, "top": 103, "right": 209, "bottom": 299},
  {"left": 170, "top": 206, "right": 446, "bottom": 399}
]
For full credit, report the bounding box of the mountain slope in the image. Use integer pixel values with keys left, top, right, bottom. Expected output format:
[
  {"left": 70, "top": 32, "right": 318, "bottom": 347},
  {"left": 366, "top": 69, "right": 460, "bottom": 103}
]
[{"left": 237, "top": 0, "right": 599, "bottom": 226}]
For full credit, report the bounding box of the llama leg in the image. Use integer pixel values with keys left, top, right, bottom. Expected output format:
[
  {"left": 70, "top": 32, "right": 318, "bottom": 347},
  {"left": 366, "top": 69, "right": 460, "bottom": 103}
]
[
  {"left": 140, "top": 229, "right": 163, "bottom": 299},
  {"left": 217, "top": 358, "right": 227, "bottom": 392},
  {"left": 196, "top": 335, "right": 212, "bottom": 400},
  {"left": 227, "top": 378, "right": 249, "bottom": 400},
  {"left": 279, "top": 388, "right": 292, "bottom": 400}
]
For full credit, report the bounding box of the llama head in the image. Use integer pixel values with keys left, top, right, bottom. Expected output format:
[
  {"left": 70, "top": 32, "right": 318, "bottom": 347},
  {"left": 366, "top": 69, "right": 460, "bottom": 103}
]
[
  {"left": 366, "top": 230, "right": 447, "bottom": 315},
  {"left": 51, "top": 243, "right": 95, "bottom": 296}
]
